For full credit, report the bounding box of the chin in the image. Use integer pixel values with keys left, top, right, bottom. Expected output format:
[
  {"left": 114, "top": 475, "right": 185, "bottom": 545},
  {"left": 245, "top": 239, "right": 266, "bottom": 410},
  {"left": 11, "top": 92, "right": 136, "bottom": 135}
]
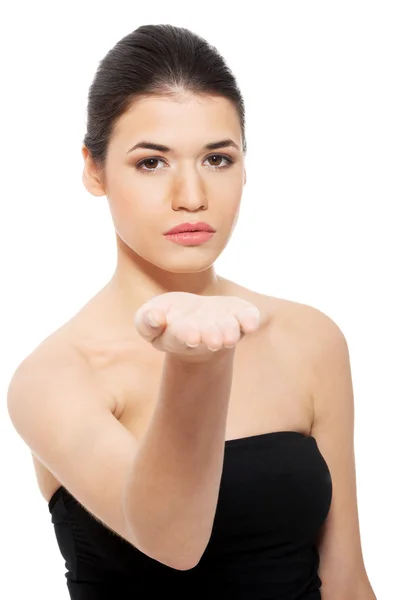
[{"left": 158, "top": 261, "right": 216, "bottom": 274}]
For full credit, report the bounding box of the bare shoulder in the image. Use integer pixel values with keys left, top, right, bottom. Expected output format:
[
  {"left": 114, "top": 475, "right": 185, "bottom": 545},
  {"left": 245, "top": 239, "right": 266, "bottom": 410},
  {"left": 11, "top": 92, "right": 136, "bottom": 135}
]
[
  {"left": 218, "top": 277, "right": 291, "bottom": 327},
  {"left": 7, "top": 324, "right": 143, "bottom": 550},
  {"left": 9, "top": 328, "right": 77, "bottom": 383},
  {"left": 223, "top": 277, "right": 345, "bottom": 363},
  {"left": 8, "top": 324, "right": 117, "bottom": 416},
  {"left": 256, "top": 290, "right": 348, "bottom": 387},
  {"left": 221, "top": 276, "right": 336, "bottom": 333},
  {"left": 10, "top": 320, "right": 85, "bottom": 380},
  {"left": 269, "top": 293, "right": 347, "bottom": 352}
]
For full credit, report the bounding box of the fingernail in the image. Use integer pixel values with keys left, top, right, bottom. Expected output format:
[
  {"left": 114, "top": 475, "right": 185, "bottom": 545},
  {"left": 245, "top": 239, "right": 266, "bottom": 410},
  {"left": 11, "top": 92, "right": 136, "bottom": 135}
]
[{"left": 186, "top": 342, "right": 199, "bottom": 348}]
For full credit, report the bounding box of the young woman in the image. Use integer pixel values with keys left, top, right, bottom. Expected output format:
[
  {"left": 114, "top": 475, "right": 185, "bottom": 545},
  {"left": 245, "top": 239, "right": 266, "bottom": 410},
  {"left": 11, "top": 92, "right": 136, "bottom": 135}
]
[{"left": 7, "top": 24, "right": 376, "bottom": 600}]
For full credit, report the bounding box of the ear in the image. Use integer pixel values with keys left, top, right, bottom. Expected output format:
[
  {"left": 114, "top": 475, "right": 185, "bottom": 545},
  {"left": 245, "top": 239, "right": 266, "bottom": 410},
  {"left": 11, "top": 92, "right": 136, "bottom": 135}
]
[
  {"left": 244, "top": 167, "right": 247, "bottom": 186},
  {"left": 81, "top": 146, "right": 106, "bottom": 197}
]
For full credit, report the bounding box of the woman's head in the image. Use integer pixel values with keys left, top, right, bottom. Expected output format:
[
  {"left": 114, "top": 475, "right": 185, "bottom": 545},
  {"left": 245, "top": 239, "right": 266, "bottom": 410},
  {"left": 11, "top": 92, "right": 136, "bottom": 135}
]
[{"left": 82, "top": 24, "right": 247, "bottom": 281}]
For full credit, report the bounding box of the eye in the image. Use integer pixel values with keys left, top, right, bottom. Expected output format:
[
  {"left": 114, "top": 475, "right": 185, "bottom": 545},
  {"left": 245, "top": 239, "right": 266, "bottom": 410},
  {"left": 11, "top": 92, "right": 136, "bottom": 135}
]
[
  {"left": 136, "top": 157, "right": 166, "bottom": 173},
  {"left": 135, "top": 153, "right": 234, "bottom": 174},
  {"left": 204, "top": 154, "right": 234, "bottom": 169}
]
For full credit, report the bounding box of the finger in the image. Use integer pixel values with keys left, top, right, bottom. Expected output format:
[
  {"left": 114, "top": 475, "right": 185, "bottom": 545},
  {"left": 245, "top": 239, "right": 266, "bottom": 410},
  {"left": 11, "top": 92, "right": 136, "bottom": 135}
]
[
  {"left": 235, "top": 305, "right": 261, "bottom": 334},
  {"left": 200, "top": 321, "right": 224, "bottom": 351},
  {"left": 134, "top": 308, "right": 166, "bottom": 341},
  {"left": 217, "top": 315, "right": 242, "bottom": 347},
  {"left": 171, "top": 317, "right": 201, "bottom": 349}
]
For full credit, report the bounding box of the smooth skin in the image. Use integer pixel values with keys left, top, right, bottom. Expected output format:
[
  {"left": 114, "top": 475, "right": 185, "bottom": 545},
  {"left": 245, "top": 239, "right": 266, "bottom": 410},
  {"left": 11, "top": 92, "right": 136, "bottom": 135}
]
[{"left": 7, "top": 91, "right": 376, "bottom": 596}]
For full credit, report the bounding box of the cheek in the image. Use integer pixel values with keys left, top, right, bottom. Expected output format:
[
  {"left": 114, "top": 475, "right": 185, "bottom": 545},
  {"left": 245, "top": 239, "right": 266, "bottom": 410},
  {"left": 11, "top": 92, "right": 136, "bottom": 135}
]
[
  {"left": 209, "top": 167, "right": 242, "bottom": 194},
  {"left": 106, "top": 171, "right": 158, "bottom": 216},
  {"left": 108, "top": 198, "right": 155, "bottom": 236},
  {"left": 218, "top": 183, "right": 242, "bottom": 218},
  {"left": 113, "top": 174, "right": 167, "bottom": 214},
  {"left": 222, "top": 189, "right": 242, "bottom": 234}
]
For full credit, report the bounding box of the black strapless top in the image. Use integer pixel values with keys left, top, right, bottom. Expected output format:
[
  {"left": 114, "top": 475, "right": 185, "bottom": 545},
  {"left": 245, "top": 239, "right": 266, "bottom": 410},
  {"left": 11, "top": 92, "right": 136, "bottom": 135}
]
[{"left": 48, "top": 431, "right": 332, "bottom": 599}]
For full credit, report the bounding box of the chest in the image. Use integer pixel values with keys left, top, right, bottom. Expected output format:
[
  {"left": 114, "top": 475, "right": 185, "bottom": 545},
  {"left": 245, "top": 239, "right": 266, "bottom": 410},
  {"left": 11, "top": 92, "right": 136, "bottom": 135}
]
[
  {"left": 107, "top": 330, "right": 314, "bottom": 442},
  {"left": 33, "top": 302, "right": 315, "bottom": 501}
]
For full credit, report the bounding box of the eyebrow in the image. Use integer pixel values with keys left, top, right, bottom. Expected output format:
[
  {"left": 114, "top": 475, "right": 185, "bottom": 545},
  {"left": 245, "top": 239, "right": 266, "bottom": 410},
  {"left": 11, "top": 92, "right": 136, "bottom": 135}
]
[{"left": 126, "top": 138, "right": 240, "bottom": 154}]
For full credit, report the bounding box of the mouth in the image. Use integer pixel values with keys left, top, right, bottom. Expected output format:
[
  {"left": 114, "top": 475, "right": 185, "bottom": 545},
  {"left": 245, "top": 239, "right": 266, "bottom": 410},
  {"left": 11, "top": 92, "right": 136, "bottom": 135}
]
[
  {"left": 164, "top": 221, "right": 216, "bottom": 235},
  {"left": 163, "top": 229, "right": 215, "bottom": 246}
]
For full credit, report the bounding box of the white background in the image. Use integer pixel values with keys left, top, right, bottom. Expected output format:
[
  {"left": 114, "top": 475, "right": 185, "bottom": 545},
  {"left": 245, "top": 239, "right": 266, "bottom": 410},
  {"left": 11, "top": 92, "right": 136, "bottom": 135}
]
[{"left": 1, "top": 1, "right": 398, "bottom": 598}]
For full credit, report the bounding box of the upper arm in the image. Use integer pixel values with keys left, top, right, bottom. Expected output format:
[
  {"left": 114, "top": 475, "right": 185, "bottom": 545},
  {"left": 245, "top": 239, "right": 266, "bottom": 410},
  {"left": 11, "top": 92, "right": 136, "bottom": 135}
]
[
  {"left": 308, "top": 309, "right": 375, "bottom": 598},
  {"left": 7, "top": 348, "right": 139, "bottom": 548}
]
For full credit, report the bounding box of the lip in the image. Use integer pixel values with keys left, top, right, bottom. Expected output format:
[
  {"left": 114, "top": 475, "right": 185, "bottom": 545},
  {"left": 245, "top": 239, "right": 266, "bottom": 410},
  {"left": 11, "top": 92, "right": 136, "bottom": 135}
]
[{"left": 163, "top": 221, "right": 216, "bottom": 235}]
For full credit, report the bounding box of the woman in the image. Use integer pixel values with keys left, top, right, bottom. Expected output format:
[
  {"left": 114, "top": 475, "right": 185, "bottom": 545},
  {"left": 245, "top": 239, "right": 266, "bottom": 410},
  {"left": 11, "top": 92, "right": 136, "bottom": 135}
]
[{"left": 7, "top": 24, "right": 375, "bottom": 599}]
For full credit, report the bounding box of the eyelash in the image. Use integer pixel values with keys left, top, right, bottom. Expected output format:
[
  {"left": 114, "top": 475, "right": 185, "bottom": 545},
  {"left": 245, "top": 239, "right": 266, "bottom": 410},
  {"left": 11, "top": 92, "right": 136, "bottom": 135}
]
[{"left": 135, "top": 154, "right": 234, "bottom": 174}]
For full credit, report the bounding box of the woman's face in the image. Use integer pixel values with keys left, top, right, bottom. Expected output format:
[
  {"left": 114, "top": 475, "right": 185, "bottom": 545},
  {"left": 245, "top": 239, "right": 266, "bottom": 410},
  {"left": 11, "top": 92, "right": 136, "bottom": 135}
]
[{"left": 83, "top": 92, "right": 246, "bottom": 275}]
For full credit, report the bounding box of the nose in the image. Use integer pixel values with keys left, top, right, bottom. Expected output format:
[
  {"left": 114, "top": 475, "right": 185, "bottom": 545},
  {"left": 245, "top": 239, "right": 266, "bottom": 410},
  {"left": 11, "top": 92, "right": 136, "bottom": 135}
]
[{"left": 171, "top": 166, "right": 208, "bottom": 212}]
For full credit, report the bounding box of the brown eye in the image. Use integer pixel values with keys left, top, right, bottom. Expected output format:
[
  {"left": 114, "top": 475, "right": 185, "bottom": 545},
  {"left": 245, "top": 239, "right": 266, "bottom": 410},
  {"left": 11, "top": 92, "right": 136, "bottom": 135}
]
[
  {"left": 208, "top": 155, "right": 223, "bottom": 166},
  {"left": 135, "top": 157, "right": 167, "bottom": 173},
  {"left": 141, "top": 158, "right": 161, "bottom": 170},
  {"left": 204, "top": 154, "right": 233, "bottom": 169}
]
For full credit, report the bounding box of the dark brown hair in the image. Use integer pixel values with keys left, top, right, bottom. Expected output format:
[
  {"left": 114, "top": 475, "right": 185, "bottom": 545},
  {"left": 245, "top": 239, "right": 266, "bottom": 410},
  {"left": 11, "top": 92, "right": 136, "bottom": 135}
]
[{"left": 83, "top": 24, "right": 247, "bottom": 168}]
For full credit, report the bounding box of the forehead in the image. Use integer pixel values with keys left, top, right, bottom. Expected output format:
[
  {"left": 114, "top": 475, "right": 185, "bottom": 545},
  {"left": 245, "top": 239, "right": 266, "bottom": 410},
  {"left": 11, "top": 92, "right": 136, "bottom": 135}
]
[{"left": 112, "top": 93, "right": 241, "bottom": 149}]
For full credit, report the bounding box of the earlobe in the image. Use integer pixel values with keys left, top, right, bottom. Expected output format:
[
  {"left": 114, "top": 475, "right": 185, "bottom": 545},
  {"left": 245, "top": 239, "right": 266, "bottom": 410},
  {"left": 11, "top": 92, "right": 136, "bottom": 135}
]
[
  {"left": 82, "top": 170, "right": 106, "bottom": 197},
  {"left": 81, "top": 146, "right": 106, "bottom": 197}
]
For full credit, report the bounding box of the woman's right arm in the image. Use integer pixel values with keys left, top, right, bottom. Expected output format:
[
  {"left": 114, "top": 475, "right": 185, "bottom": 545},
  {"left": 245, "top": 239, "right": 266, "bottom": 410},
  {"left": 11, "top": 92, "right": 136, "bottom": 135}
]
[
  {"left": 7, "top": 345, "right": 235, "bottom": 571},
  {"left": 123, "top": 350, "right": 235, "bottom": 570}
]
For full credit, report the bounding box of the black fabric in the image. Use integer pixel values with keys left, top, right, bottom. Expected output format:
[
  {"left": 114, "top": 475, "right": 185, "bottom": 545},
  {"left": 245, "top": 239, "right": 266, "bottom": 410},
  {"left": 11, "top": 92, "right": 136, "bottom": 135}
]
[{"left": 48, "top": 430, "right": 332, "bottom": 599}]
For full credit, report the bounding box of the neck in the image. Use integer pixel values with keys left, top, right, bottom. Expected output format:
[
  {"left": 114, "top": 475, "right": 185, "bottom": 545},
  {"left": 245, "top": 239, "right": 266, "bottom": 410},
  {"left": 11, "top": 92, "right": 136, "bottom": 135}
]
[{"left": 105, "top": 235, "right": 226, "bottom": 317}]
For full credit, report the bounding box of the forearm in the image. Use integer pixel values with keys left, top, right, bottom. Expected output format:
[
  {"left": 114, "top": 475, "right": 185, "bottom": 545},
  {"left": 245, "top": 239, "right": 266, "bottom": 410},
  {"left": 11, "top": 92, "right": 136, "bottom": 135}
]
[{"left": 123, "top": 350, "right": 235, "bottom": 569}]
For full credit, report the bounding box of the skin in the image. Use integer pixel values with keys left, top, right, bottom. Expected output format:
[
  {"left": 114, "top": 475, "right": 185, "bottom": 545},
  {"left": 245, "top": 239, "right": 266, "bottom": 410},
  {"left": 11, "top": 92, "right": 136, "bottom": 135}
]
[
  {"left": 80, "top": 91, "right": 376, "bottom": 596},
  {"left": 82, "top": 91, "right": 247, "bottom": 323},
  {"left": 15, "top": 89, "right": 376, "bottom": 597}
]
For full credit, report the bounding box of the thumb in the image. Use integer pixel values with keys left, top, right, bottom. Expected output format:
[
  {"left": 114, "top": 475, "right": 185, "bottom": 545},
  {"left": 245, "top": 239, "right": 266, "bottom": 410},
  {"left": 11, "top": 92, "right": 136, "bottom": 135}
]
[
  {"left": 145, "top": 311, "right": 164, "bottom": 329},
  {"left": 134, "top": 307, "right": 166, "bottom": 341}
]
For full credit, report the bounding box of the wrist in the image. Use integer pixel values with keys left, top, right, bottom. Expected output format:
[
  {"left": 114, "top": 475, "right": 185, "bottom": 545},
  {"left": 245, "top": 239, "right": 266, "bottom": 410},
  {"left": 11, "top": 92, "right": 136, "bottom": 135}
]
[{"left": 166, "top": 347, "right": 236, "bottom": 367}]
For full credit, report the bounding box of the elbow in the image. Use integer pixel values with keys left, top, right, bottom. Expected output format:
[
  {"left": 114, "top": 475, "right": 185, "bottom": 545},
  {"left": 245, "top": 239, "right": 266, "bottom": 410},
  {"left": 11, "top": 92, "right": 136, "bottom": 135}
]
[
  {"left": 166, "top": 556, "right": 202, "bottom": 571},
  {"left": 122, "top": 492, "right": 209, "bottom": 570},
  {"left": 127, "top": 525, "right": 206, "bottom": 571},
  {"left": 144, "top": 547, "right": 204, "bottom": 571}
]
